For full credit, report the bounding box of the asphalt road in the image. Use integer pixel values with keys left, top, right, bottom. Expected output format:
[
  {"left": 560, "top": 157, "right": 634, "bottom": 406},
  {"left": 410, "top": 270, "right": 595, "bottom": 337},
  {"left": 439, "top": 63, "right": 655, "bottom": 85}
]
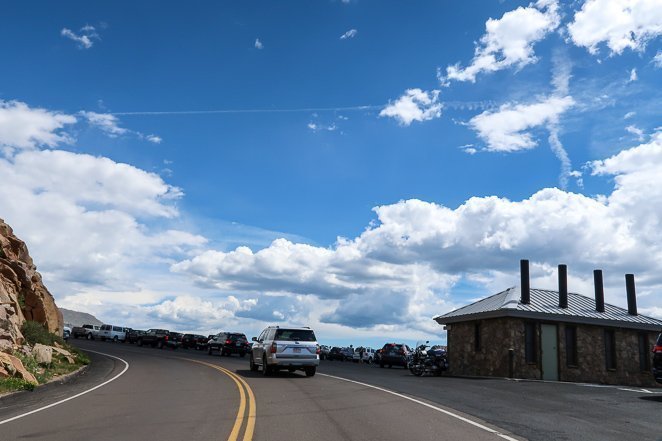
[{"left": 1, "top": 341, "right": 660, "bottom": 441}]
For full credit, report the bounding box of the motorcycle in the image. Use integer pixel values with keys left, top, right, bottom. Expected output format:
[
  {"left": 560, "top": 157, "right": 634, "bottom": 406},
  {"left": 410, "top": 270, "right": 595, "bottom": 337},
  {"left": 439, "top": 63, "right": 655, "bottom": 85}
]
[{"left": 408, "top": 341, "right": 448, "bottom": 376}]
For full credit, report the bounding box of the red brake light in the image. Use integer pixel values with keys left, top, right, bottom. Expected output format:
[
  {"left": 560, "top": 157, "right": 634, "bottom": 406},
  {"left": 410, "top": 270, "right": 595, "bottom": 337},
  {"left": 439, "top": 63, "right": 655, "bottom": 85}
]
[
  {"left": 226, "top": 339, "right": 232, "bottom": 345},
  {"left": 316, "top": 344, "right": 321, "bottom": 355},
  {"left": 164, "top": 335, "right": 169, "bottom": 341},
  {"left": 653, "top": 345, "right": 662, "bottom": 353},
  {"left": 270, "top": 342, "right": 277, "bottom": 353}
]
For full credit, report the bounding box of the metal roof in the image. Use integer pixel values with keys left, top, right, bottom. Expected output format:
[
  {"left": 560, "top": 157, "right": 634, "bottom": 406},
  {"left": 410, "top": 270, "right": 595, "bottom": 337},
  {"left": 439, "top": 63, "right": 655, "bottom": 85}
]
[{"left": 433, "top": 286, "right": 662, "bottom": 331}]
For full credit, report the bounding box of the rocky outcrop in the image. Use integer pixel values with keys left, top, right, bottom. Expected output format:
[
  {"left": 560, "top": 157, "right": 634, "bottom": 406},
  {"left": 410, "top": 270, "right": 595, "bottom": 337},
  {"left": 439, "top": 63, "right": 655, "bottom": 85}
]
[
  {"left": 0, "top": 218, "right": 63, "bottom": 348},
  {"left": 0, "top": 352, "right": 38, "bottom": 384}
]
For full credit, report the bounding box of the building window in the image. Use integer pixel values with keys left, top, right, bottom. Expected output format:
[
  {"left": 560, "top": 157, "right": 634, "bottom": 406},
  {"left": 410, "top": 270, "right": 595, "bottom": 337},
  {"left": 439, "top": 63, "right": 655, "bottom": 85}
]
[
  {"left": 638, "top": 333, "right": 650, "bottom": 372},
  {"left": 565, "top": 326, "right": 578, "bottom": 367},
  {"left": 474, "top": 322, "right": 481, "bottom": 352},
  {"left": 525, "top": 322, "right": 537, "bottom": 364},
  {"left": 604, "top": 329, "right": 616, "bottom": 370}
]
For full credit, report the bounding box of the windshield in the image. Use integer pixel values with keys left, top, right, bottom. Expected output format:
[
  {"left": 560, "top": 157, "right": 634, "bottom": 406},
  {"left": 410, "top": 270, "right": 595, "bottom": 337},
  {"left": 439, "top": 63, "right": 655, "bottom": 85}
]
[{"left": 274, "top": 329, "right": 316, "bottom": 342}]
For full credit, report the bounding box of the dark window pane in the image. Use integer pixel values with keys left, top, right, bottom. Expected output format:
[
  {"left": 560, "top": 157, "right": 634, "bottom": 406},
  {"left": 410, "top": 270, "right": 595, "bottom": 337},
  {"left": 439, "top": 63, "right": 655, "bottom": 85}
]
[
  {"left": 274, "top": 329, "right": 316, "bottom": 341},
  {"left": 604, "top": 330, "right": 616, "bottom": 370},
  {"left": 525, "top": 322, "right": 537, "bottom": 364},
  {"left": 638, "top": 333, "right": 650, "bottom": 371},
  {"left": 565, "top": 326, "right": 577, "bottom": 367}
]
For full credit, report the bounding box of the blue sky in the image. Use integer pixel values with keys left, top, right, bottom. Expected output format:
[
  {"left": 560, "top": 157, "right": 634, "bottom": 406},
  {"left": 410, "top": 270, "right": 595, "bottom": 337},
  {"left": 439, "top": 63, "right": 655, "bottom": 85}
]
[{"left": 0, "top": 0, "right": 661, "bottom": 348}]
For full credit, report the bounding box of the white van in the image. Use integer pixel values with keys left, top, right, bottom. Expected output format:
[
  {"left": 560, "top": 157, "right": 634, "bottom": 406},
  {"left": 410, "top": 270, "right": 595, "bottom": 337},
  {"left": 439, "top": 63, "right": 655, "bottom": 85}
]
[
  {"left": 352, "top": 347, "right": 376, "bottom": 363},
  {"left": 99, "top": 324, "right": 127, "bottom": 342}
]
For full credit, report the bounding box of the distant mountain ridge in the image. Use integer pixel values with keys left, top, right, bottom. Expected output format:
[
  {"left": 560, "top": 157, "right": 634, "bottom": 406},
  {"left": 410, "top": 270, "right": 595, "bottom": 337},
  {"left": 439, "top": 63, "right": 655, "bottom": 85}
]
[{"left": 61, "top": 308, "right": 103, "bottom": 327}]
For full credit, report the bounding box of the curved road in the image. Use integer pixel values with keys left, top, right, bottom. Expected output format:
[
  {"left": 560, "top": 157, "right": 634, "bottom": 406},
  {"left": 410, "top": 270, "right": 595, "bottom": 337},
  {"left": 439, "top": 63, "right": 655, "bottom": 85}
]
[
  {"left": 0, "top": 340, "right": 519, "bottom": 441},
  {"left": 2, "top": 340, "right": 660, "bottom": 440}
]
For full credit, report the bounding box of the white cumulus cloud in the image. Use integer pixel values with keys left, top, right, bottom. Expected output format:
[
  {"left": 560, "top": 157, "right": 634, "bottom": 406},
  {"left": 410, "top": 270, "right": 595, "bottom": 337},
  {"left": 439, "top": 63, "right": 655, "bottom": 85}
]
[
  {"left": 380, "top": 89, "right": 442, "bottom": 126},
  {"left": 568, "top": 0, "right": 662, "bottom": 55},
  {"left": 61, "top": 25, "right": 100, "bottom": 49},
  {"left": 0, "top": 100, "right": 76, "bottom": 153},
  {"left": 340, "top": 29, "right": 358, "bottom": 40},
  {"left": 443, "top": 0, "right": 560, "bottom": 84},
  {"left": 469, "top": 95, "right": 574, "bottom": 152},
  {"left": 80, "top": 111, "right": 128, "bottom": 137}
]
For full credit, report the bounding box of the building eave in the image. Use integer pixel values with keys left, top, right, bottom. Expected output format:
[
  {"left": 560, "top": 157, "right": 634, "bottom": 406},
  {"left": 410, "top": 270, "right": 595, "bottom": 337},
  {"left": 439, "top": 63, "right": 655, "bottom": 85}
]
[{"left": 434, "top": 310, "right": 662, "bottom": 332}]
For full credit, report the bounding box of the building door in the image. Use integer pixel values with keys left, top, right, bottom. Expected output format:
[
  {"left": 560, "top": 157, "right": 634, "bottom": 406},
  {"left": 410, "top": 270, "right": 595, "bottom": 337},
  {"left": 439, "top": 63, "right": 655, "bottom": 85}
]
[{"left": 541, "top": 324, "right": 559, "bottom": 381}]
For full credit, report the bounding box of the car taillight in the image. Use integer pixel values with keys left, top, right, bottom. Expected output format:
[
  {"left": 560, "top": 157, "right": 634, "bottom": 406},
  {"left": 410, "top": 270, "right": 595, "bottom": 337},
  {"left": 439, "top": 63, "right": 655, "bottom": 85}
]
[
  {"left": 270, "top": 342, "right": 277, "bottom": 353},
  {"left": 653, "top": 345, "right": 662, "bottom": 353},
  {"left": 316, "top": 344, "right": 320, "bottom": 355},
  {"left": 165, "top": 335, "right": 169, "bottom": 341},
  {"left": 226, "top": 339, "right": 232, "bottom": 345}
]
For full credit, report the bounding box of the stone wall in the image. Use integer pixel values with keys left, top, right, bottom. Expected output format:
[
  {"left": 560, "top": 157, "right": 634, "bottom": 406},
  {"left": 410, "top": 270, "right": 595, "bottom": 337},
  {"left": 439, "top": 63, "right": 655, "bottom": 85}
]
[{"left": 446, "top": 317, "right": 661, "bottom": 387}]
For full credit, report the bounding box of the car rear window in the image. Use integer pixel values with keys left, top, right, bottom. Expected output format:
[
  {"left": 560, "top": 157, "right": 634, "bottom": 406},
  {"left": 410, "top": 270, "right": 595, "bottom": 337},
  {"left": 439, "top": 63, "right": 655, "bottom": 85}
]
[
  {"left": 229, "top": 333, "right": 247, "bottom": 340},
  {"left": 274, "top": 329, "right": 316, "bottom": 342}
]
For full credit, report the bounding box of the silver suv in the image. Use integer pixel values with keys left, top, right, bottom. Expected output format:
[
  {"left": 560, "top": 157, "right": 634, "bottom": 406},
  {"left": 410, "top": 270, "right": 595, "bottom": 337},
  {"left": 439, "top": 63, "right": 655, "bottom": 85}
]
[{"left": 249, "top": 326, "right": 319, "bottom": 377}]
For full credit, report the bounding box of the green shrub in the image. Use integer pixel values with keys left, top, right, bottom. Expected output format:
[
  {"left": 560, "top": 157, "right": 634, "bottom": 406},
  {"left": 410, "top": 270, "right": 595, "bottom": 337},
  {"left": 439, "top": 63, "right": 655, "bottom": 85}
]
[
  {"left": 21, "top": 321, "right": 65, "bottom": 346},
  {"left": 0, "top": 377, "right": 35, "bottom": 393}
]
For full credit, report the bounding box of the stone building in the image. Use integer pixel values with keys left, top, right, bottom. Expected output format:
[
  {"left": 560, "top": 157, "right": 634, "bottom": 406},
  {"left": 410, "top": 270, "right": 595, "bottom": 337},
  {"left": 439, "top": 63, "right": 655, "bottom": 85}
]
[{"left": 434, "top": 262, "right": 662, "bottom": 387}]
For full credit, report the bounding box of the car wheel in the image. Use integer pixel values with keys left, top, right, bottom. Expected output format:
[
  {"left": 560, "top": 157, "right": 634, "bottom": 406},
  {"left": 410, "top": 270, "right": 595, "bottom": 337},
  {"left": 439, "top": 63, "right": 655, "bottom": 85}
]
[
  {"left": 249, "top": 354, "right": 258, "bottom": 372},
  {"left": 240, "top": 352, "right": 246, "bottom": 358},
  {"left": 261, "top": 354, "right": 271, "bottom": 376},
  {"left": 208, "top": 346, "right": 213, "bottom": 355},
  {"left": 367, "top": 357, "right": 373, "bottom": 364},
  {"left": 379, "top": 363, "right": 384, "bottom": 368},
  {"left": 138, "top": 338, "right": 143, "bottom": 347},
  {"left": 388, "top": 364, "right": 392, "bottom": 368},
  {"left": 305, "top": 367, "right": 316, "bottom": 377},
  {"left": 86, "top": 333, "right": 92, "bottom": 340},
  {"left": 157, "top": 341, "right": 163, "bottom": 349},
  {"left": 113, "top": 336, "right": 118, "bottom": 343}
]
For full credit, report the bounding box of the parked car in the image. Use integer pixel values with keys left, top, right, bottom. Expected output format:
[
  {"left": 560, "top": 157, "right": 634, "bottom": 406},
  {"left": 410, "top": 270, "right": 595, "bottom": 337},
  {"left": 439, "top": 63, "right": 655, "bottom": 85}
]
[
  {"left": 379, "top": 343, "right": 412, "bottom": 368},
  {"left": 63, "top": 326, "right": 71, "bottom": 341},
  {"left": 166, "top": 332, "right": 182, "bottom": 350},
  {"left": 208, "top": 332, "right": 250, "bottom": 357},
  {"left": 319, "top": 345, "right": 330, "bottom": 360},
  {"left": 71, "top": 324, "right": 100, "bottom": 340},
  {"left": 138, "top": 329, "right": 170, "bottom": 349},
  {"left": 326, "top": 347, "right": 344, "bottom": 361},
  {"left": 352, "top": 347, "right": 376, "bottom": 363},
  {"left": 653, "top": 332, "right": 662, "bottom": 384},
  {"left": 98, "top": 324, "right": 127, "bottom": 342},
  {"left": 249, "top": 326, "right": 319, "bottom": 376},
  {"left": 126, "top": 329, "right": 145, "bottom": 344},
  {"left": 181, "top": 333, "right": 208, "bottom": 350}
]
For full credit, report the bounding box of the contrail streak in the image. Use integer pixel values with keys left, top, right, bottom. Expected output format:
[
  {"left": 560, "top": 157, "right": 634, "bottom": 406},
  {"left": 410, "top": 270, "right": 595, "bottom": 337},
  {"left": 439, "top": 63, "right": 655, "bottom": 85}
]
[{"left": 109, "top": 101, "right": 495, "bottom": 116}]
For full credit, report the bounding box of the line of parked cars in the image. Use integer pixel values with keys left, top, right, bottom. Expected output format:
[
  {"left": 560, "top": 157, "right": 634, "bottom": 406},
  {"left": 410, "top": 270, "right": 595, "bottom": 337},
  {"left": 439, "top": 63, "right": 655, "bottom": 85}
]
[{"left": 321, "top": 343, "right": 418, "bottom": 368}]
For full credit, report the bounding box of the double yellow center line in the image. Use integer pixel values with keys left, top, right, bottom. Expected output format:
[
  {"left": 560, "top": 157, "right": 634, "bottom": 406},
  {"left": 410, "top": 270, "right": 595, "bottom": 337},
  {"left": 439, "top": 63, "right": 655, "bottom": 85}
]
[{"left": 185, "top": 359, "right": 256, "bottom": 441}]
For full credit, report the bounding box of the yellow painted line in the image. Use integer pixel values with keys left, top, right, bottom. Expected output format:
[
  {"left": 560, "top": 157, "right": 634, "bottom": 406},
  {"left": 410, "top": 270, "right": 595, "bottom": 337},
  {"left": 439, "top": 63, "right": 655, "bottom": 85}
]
[{"left": 184, "top": 359, "right": 256, "bottom": 441}]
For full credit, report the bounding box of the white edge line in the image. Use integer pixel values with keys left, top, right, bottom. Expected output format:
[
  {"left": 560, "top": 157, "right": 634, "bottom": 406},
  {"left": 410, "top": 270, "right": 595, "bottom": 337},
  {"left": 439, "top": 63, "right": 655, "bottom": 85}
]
[
  {"left": 318, "top": 373, "right": 520, "bottom": 441},
  {"left": 0, "top": 349, "right": 129, "bottom": 426}
]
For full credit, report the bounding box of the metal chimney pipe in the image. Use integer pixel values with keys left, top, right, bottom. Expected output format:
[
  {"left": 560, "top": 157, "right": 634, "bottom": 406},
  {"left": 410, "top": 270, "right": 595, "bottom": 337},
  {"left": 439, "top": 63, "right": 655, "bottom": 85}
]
[
  {"left": 520, "top": 259, "right": 530, "bottom": 304},
  {"left": 558, "top": 264, "right": 568, "bottom": 308},
  {"left": 593, "top": 270, "right": 605, "bottom": 313},
  {"left": 625, "top": 274, "right": 638, "bottom": 316}
]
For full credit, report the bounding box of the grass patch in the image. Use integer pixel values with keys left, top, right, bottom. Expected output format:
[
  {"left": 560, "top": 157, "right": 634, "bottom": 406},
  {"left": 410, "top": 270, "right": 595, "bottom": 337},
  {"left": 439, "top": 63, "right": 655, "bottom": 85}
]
[
  {"left": 0, "top": 324, "right": 90, "bottom": 394},
  {"left": 21, "top": 321, "right": 65, "bottom": 347},
  {"left": 0, "top": 377, "right": 35, "bottom": 393}
]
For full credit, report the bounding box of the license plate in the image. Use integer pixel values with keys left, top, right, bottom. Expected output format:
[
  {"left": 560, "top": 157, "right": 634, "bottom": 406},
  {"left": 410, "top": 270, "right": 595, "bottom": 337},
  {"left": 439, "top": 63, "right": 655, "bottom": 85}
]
[
  {"left": 293, "top": 348, "right": 301, "bottom": 353},
  {"left": 236, "top": 342, "right": 241, "bottom": 346}
]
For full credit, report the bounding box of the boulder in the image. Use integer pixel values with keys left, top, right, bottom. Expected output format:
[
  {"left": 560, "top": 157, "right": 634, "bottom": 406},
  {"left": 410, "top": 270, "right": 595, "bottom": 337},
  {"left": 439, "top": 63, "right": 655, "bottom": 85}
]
[
  {"left": 0, "top": 352, "right": 38, "bottom": 384},
  {"left": 32, "top": 343, "right": 52, "bottom": 365},
  {"left": 52, "top": 346, "right": 75, "bottom": 364},
  {"left": 0, "top": 218, "right": 63, "bottom": 348}
]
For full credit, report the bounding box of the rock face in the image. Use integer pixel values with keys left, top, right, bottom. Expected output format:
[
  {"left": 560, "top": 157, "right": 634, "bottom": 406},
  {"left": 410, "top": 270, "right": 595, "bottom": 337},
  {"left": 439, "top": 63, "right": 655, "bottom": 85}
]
[{"left": 0, "top": 218, "right": 63, "bottom": 347}]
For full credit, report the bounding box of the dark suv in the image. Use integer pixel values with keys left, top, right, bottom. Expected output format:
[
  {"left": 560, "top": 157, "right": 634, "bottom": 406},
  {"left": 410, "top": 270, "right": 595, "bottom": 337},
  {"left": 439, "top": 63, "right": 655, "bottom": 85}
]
[
  {"left": 181, "top": 334, "right": 208, "bottom": 350},
  {"left": 208, "top": 332, "right": 250, "bottom": 357},
  {"left": 138, "top": 329, "right": 170, "bottom": 349},
  {"left": 653, "top": 333, "right": 662, "bottom": 384},
  {"left": 379, "top": 343, "right": 412, "bottom": 368}
]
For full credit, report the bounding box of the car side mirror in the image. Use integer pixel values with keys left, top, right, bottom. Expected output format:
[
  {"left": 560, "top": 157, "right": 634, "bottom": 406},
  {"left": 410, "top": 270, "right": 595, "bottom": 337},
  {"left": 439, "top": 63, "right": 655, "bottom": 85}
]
[{"left": 252, "top": 337, "right": 257, "bottom": 342}]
